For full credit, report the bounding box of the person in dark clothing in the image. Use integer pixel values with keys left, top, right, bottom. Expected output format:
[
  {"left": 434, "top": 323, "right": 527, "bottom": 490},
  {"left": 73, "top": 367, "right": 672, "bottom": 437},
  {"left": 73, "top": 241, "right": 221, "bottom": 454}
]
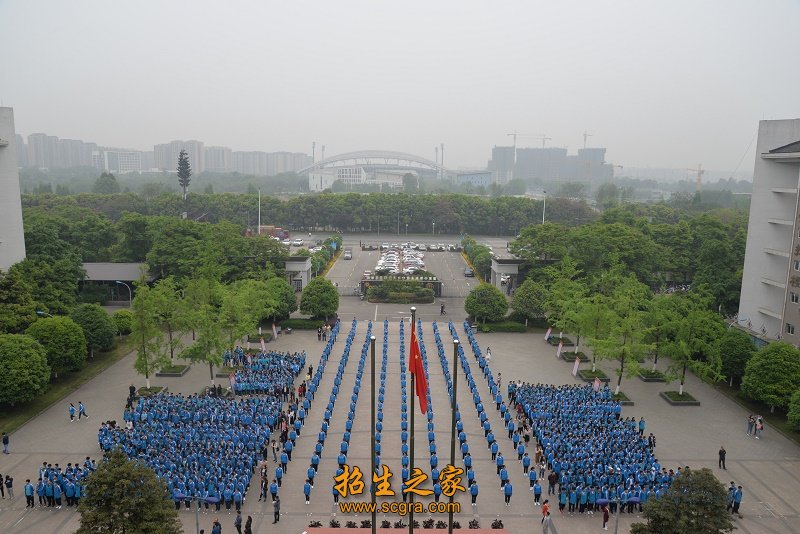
[
  {"left": 244, "top": 516, "right": 253, "bottom": 534},
  {"left": 272, "top": 495, "right": 280, "bottom": 523},
  {"left": 719, "top": 446, "right": 727, "bottom": 470}
]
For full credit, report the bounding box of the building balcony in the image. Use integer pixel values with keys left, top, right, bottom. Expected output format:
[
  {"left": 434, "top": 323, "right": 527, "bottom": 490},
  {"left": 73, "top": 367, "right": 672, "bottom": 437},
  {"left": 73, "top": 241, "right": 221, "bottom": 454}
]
[
  {"left": 764, "top": 248, "right": 790, "bottom": 258},
  {"left": 767, "top": 218, "right": 794, "bottom": 226},
  {"left": 757, "top": 306, "right": 782, "bottom": 319},
  {"left": 761, "top": 277, "right": 786, "bottom": 289}
]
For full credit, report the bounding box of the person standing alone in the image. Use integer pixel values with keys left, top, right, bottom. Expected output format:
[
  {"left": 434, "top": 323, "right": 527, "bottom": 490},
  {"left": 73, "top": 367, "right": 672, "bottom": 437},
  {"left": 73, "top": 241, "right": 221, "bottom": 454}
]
[
  {"left": 719, "top": 445, "right": 727, "bottom": 470},
  {"left": 272, "top": 495, "right": 281, "bottom": 523}
]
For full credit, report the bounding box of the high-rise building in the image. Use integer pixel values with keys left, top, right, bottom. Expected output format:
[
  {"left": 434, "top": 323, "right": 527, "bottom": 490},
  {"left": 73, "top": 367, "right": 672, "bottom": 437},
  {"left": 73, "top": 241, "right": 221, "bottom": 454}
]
[
  {"left": 738, "top": 119, "right": 800, "bottom": 341},
  {"left": 92, "top": 149, "right": 143, "bottom": 174},
  {"left": 204, "top": 146, "right": 233, "bottom": 173},
  {"left": 15, "top": 134, "right": 27, "bottom": 167},
  {"left": 233, "top": 151, "right": 268, "bottom": 175},
  {"left": 27, "top": 133, "right": 59, "bottom": 168},
  {"left": 515, "top": 147, "right": 568, "bottom": 181},
  {"left": 154, "top": 140, "right": 205, "bottom": 173},
  {"left": 0, "top": 108, "right": 27, "bottom": 271},
  {"left": 487, "top": 146, "right": 515, "bottom": 185}
]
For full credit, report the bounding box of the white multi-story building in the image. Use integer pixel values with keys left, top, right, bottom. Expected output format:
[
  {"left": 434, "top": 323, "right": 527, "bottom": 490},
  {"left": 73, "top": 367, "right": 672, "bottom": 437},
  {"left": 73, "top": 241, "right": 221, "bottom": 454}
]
[
  {"left": 738, "top": 119, "right": 800, "bottom": 340},
  {"left": 308, "top": 170, "right": 337, "bottom": 192},
  {"left": 154, "top": 140, "right": 205, "bottom": 173},
  {"left": 204, "top": 146, "right": 233, "bottom": 173},
  {"left": 0, "top": 108, "right": 26, "bottom": 271},
  {"left": 92, "top": 149, "right": 142, "bottom": 174}
]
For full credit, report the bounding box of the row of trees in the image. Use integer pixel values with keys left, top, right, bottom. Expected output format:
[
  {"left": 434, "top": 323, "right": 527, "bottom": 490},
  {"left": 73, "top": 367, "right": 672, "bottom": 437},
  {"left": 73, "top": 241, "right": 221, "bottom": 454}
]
[
  {"left": 510, "top": 205, "right": 746, "bottom": 313},
  {"left": 129, "top": 274, "right": 299, "bottom": 387},
  {"left": 22, "top": 190, "right": 594, "bottom": 236}
]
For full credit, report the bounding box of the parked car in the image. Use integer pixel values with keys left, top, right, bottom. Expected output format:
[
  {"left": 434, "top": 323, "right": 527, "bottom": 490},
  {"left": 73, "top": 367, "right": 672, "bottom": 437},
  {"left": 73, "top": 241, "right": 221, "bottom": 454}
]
[
  {"left": 464, "top": 268, "right": 474, "bottom": 277},
  {"left": 292, "top": 238, "right": 304, "bottom": 246}
]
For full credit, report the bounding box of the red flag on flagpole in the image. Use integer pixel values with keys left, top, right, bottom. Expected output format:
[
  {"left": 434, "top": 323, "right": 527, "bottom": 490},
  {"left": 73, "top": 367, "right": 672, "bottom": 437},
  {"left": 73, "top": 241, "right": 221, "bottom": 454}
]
[{"left": 409, "top": 320, "right": 428, "bottom": 414}]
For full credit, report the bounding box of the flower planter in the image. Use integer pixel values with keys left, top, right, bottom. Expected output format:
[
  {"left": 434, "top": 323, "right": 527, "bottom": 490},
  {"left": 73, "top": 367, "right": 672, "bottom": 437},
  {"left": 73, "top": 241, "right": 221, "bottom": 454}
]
[
  {"left": 638, "top": 371, "right": 666, "bottom": 382},
  {"left": 577, "top": 369, "right": 610, "bottom": 383},
  {"left": 660, "top": 391, "right": 701, "bottom": 406},
  {"left": 612, "top": 392, "right": 634, "bottom": 406},
  {"left": 547, "top": 336, "right": 575, "bottom": 346},
  {"left": 561, "top": 351, "right": 590, "bottom": 363},
  {"left": 137, "top": 386, "right": 168, "bottom": 397},
  {"left": 155, "top": 365, "right": 189, "bottom": 377}
]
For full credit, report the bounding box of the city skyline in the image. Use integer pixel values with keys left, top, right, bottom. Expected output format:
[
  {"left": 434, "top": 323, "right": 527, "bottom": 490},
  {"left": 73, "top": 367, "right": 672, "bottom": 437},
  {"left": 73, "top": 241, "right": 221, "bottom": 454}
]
[{"left": 2, "top": 1, "right": 798, "bottom": 173}]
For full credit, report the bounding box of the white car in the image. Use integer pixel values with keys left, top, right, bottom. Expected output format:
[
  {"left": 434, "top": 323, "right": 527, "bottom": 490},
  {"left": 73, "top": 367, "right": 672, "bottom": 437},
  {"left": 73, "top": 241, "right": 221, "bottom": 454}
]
[
  {"left": 292, "top": 238, "right": 304, "bottom": 246},
  {"left": 281, "top": 239, "right": 291, "bottom": 246}
]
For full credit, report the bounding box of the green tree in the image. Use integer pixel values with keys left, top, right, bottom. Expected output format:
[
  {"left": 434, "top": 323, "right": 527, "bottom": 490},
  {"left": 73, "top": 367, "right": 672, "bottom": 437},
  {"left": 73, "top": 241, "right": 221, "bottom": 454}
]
[
  {"left": 788, "top": 389, "right": 800, "bottom": 430},
  {"left": 77, "top": 449, "right": 181, "bottom": 534},
  {"left": 25, "top": 316, "right": 86, "bottom": 378},
  {"left": 630, "top": 467, "right": 734, "bottom": 534},
  {"left": 92, "top": 172, "right": 121, "bottom": 194},
  {"left": 149, "top": 277, "right": 187, "bottom": 360},
  {"left": 10, "top": 257, "right": 83, "bottom": 315},
  {"left": 511, "top": 279, "right": 547, "bottom": 325},
  {"left": 589, "top": 274, "right": 652, "bottom": 395},
  {"left": 266, "top": 277, "right": 298, "bottom": 320},
  {"left": 71, "top": 303, "right": 115, "bottom": 358},
  {"left": 0, "top": 334, "right": 51, "bottom": 405},
  {"left": 665, "top": 306, "right": 725, "bottom": 395},
  {"left": 218, "top": 283, "right": 260, "bottom": 355},
  {"left": 130, "top": 282, "right": 167, "bottom": 389},
  {"left": 112, "top": 309, "right": 133, "bottom": 336},
  {"left": 0, "top": 269, "right": 38, "bottom": 334},
  {"left": 300, "top": 277, "right": 339, "bottom": 319},
  {"left": 465, "top": 283, "right": 508, "bottom": 324},
  {"left": 741, "top": 342, "right": 800, "bottom": 412},
  {"left": 177, "top": 149, "right": 191, "bottom": 214},
  {"left": 642, "top": 294, "right": 680, "bottom": 372},
  {"left": 181, "top": 277, "right": 225, "bottom": 385},
  {"left": 719, "top": 327, "right": 755, "bottom": 387},
  {"left": 402, "top": 173, "right": 418, "bottom": 193},
  {"left": 575, "top": 295, "right": 614, "bottom": 372}
]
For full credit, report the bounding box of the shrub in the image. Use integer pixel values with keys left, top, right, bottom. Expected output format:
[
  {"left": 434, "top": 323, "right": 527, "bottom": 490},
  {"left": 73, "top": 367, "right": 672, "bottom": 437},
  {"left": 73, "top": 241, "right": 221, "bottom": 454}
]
[
  {"left": 790, "top": 389, "right": 800, "bottom": 430},
  {"left": 662, "top": 390, "right": 697, "bottom": 402},
  {"left": 112, "top": 309, "right": 133, "bottom": 335},
  {"left": 279, "top": 319, "right": 325, "bottom": 330},
  {"left": 478, "top": 321, "right": 526, "bottom": 333}
]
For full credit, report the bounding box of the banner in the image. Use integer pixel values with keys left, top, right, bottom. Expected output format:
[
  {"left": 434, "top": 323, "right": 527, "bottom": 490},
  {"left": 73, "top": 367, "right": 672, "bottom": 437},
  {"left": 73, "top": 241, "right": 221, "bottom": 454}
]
[
  {"left": 593, "top": 377, "right": 601, "bottom": 392},
  {"left": 272, "top": 322, "right": 279, "bottom": 339},
  {"left": 544, "top": 327, "right": 552, "bottom": 341},
  {"left": 556, "top": 341, "right": 563, "bottom": 359},
  {"left": 571, "top": 356, "right": 580, "bottom": 377},
  {"left": 260, "top": 337, "right": 266, "bottom": 353},
  {"left": 229, "top": 372, "right": 237, "bottom": 394}
]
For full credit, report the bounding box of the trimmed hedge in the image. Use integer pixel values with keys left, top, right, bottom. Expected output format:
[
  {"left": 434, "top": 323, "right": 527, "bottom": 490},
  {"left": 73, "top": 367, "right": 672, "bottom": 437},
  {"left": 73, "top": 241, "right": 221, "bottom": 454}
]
[
  {"left": 662, "top": 390, "right": 697, "bottom": 402},
  {"left": 547, "top": 336, "right": 574, "bottom": 346},
  {"left": 478, "top": 321, "right": 527, "bottom": 333},
  {"left": 279, "top": 319, "right": 325, "bottom": 330},
  {"left": 562, "top": 351, "right": 590, "bottom": 362},
  {"left": 246, "top": 333, "right": 274, "bottom": 343}
]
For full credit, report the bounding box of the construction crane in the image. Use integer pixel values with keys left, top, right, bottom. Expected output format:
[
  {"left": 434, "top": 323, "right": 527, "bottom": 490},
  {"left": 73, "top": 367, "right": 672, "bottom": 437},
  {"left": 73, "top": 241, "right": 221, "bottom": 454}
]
[
  {"left": 507, "top": 131, "right": 551, "bottom": 149},
  {"left": 583, "top": 131, "right": 593, "bottom": 149},
  {"left": 687, "top": 164, "right": 705, "bottom": 192}
]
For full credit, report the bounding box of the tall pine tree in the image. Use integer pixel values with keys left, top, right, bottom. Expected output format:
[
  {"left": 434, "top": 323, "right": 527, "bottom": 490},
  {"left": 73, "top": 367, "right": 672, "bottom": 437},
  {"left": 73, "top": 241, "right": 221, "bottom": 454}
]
[{"left": 177, "top": 149, "right": 192, "bottom": 215}]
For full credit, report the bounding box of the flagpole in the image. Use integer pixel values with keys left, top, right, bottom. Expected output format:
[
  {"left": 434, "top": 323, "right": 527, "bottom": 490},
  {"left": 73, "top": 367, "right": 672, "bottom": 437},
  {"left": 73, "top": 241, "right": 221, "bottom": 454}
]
[
  {"left": 448, "top": 338, "right": 459, "bottom": 534},
  {"left": 370, "top": 335, "right": 377, "bottom": 534},
  {"left": 409, "top": 306, "right": 416, "bottom": 534}
]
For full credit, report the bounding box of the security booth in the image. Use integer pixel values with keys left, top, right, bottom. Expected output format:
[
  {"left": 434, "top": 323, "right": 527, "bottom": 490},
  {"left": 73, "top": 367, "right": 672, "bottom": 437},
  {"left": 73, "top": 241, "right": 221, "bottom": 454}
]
[
  {"left": 490, "top": 257, "right": 524, "bottom": 295},
  {"left": 285, "top": 256, "right": 312, "bottom": 292}
]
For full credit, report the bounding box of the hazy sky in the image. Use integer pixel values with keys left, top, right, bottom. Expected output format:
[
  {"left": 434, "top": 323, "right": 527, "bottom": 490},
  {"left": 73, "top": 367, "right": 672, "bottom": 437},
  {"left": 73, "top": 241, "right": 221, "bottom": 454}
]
[{"left": 1, "top": 0, "right": 799, "bottom": 172}]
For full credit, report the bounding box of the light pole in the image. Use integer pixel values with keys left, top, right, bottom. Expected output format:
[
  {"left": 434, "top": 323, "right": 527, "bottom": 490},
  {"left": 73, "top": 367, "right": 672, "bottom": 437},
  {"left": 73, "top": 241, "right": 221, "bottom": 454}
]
[
  {"left": 176, "top": 494, "right": 219, "bottom": 534},
  {"left": 115, "top": 280, "right": 132, "bottom": 306},
  {"left": 542, "top": 191, "right": 547, "bottom": 224},
  {"left": 405, "top": 223, "right": 408, "bottom": 236},
  {"left": 397, "top": 211, "right": 401, "bottom": 235},
  {"left": 432, "top": 220, "right": 435, "bottom": 235}
]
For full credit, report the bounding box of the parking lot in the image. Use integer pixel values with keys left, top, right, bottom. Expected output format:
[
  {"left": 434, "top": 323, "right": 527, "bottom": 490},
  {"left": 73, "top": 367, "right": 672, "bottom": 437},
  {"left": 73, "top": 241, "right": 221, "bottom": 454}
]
[{"left": 325, "top": 234, "right": 487, "bottom": 321}]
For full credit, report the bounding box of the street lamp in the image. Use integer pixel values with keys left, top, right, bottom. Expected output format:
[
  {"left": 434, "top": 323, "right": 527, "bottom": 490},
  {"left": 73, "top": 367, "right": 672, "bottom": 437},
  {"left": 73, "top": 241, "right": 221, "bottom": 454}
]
[
  {"left": 405, "top": 223, "right": 408, "bottom": 236},
  {"left": 36, "top": 310, "right": 53, "bottom": 318},
  {"left": 115, "top": 280, "right": 132, "bottom": 305},
  {"left": 432, "top": 220, "right": 436, "bottom": 235},
  {"left": 542, "top": 190, "right": 547, "bottom": 224}
]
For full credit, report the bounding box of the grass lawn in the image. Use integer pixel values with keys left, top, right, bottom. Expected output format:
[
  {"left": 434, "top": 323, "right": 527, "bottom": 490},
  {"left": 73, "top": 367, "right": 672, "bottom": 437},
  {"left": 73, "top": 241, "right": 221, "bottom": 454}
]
[
  {"left": 714, "top": 383, "right": 800, "bottom": 447},
  {"left": 0, "top": 336, "right": 135, "bottom": 434}
]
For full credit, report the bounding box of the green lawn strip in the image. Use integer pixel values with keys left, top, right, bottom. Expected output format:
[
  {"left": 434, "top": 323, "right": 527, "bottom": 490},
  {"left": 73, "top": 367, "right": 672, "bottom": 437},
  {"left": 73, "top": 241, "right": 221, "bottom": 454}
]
[
  {"left": 0, "top": 336, "right": 135, "bottom": 434},
  {"left": 714, "top": 383, "right": 800, "bottom": 447}
]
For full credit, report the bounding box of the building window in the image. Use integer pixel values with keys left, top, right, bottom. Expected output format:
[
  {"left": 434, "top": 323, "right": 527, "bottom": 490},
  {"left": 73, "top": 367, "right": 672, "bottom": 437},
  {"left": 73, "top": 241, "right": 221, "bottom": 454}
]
[
  {"left": 793, "top": 292, "right": 799, "bottom": 304},
  {"left": 787, "top": 323, "right": 795, "bottom": 335}
]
